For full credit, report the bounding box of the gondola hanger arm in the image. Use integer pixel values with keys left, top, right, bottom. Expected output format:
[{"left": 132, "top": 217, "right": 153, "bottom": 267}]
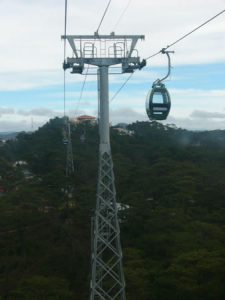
[{"left": 153, "top": 48, "right": 174, "bottom": 86}]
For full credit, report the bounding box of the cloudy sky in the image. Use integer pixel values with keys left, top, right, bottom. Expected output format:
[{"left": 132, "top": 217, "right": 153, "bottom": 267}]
[{"left": 0, "top": 0, "right": 225, "bottom": 132}]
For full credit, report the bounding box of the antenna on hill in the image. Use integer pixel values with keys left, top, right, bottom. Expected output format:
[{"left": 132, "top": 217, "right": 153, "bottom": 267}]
[{"left": 31, "top": 118, "right": 34, "bottom": 131}]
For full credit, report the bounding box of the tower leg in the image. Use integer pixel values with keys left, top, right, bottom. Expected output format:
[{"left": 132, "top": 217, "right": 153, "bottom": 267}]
[
  {"left": 90, "top": 66, "right": 126, "bottom": 299},
  {"left": 91, "top": 146, "right": 126, "bottom": 300},
  {"left": 63, "top": 117, "right": 74, "bottom": 176}
]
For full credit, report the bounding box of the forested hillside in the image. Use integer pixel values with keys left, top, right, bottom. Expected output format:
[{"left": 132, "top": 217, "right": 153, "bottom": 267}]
[{"left": 0, "top": 118, "right": 225, "bottom": 300}]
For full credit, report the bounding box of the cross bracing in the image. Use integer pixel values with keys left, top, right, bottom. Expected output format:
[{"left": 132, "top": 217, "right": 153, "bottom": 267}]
[{"left": 91, "top": 152, "right": 125, "bottom": 300}]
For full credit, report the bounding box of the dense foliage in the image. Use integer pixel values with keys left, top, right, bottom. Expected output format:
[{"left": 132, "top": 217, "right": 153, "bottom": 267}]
[{"left": 0, "top": 118, "right": 225, "bottom": 299}]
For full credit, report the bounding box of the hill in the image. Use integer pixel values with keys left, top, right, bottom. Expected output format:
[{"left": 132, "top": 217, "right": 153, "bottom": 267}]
[
  {"left": 0, "top": 132, "right": 19, "bottom": 140},
  {"left": 0, "top": 118, "right": 225, "bottom": 299}
]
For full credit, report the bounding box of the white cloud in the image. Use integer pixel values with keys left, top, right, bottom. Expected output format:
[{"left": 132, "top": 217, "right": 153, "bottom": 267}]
[
  {"left": 110, "top": 107, "right": 147, "bottom": 125},
  {"left": 0, "top": 0, "right": 224, "bottom": 73},
  {"left": 0, "top": 0, "right": 225, "bottom": 131},
  {"left": 169, "top": 88, "right": 225, "bottom": 118},
  {"left": 1, "top": 104, "right": 225, "bottom": 132},
  {"left": 0, "top": 69, "right": 93, "bottom": 92},
  {"left": 0, "top": 107, "right": 15, "bottom": 116},
  {"left": 166, "top": 115, "right": 225, "bottom": 131},
  {"left": 17, "top": 108, "right": 62, "bottom": 117},
  {"left": 0, "top": 119, "right": 29, "bottom": 132},
  {"left": 190, "top": 110, "right": 225, "bottom": 119}
]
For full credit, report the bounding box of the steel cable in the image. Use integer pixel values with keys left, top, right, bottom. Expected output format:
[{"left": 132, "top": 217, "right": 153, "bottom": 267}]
[
  {"left": 111, "top": 9, "right": 225, "bottom": 102},
  {"left": 146, "top": 9, "right": 225, "bottom": 60}
]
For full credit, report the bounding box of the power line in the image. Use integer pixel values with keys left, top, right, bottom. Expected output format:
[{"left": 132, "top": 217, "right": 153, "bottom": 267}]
[
  {"left": 146, "top": 9, "right": 225, "bottom": 60},
  {"left": 63, "top": 72, "right": 66, "bottom": 117},
  {"left": 91, "top": 0, "right": 134, "bottom": 104},
  {"left": 145, "top": 50, "right": 162, "bottom": 60},
  {"left": 75, "top": 65, "right": 90, "bottom": 114},
  {"left": 112, "top": 0, "right": 132, "bottom": 31},
  {"left": 63, "top": 0, "right": 68, "bottom": 117},
  {"left": 110, "top": 73, "right": 134, "bottom": 102},
  {"left": 64, "top": 0, "right": 68, "bottom": 60},
  {"left": 75, "top": 0, "right": 113, "bottom": 114},
  {"left": 96, "top": 0, "right": 112, "bottom": 34},
  {"left": 111, "top": 9, "right": 225, "bottom": 103}
]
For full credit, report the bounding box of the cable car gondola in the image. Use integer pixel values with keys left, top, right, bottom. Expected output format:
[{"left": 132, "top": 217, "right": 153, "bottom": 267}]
[
  {"left": 146, "top": 82, "right": 171, "bottom": 120},
  {"left": 146, "top": 48, "right": 174, "bottom": 121}
]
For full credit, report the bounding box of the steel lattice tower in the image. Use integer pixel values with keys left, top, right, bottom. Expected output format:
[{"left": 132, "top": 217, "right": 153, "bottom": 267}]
[
  {"left": 63, "top": 116, "right": 75, "bottom": 176},
  {"left": 62, "top": 33, "right": 145, "bottom": 299},
  {"left": 66, "top": 122, "right": 74, "bottom": 176},
  {"left": 92, "top": 144, "right": 125, "bottom": 299}
]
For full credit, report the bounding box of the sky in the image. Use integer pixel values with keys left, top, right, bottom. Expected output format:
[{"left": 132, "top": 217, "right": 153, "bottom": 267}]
[{"left": 0, "top": 0, "right": 225, "bottom": 132}]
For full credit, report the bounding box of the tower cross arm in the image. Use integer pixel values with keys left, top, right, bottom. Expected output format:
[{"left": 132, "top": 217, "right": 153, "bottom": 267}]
[
  {"left": 61, "top": 34, "right": 145, "bottom": 40},
  {"left": 67, "top": 37, "right": 79, "bottom": 58},
  {"left": 127, "top": 37, "right": 139, "bottom": 58},
  {"left": 62, "top": 33, "right": 146, "bottom": 73}
]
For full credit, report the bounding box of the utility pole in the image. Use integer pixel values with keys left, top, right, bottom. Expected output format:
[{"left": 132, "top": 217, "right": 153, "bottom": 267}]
[{"left": 62, "top": 32, "right": 145, "bottom": 299}]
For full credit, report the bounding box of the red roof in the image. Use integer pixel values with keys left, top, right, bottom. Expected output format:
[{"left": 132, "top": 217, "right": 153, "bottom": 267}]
[{"left": 77, "top": 115, "right": 96, "bottom": 120}]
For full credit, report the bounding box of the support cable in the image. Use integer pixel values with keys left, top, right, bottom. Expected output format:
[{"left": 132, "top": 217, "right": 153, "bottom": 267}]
[
  {"left": 75, "top": 65, "right": 90, "bottom": 114},
  {"left": 75, "top": 0, "right": 112, "bottom": 115},
  {"left": 146, "top": 9, "right": 225, "bottom": 60},
  {"left": 96, "top": 0, "right": 112, "bottom": 34},
  {"left": 110, "top": 73, "right": 133, "bottom": 102},
  {"left": 63, "top": 0, "right": 75, "bottom": 176},
  {"left": 63, "top": 0, "right": 68, "bottom": 117},
  {"left": 110, "top": 9, "right": 225, "bottom": 102},
  {"left": 112, "top": 0, "right": 132, "bottom": 31},
  {"left": 63, "top": 71, "right": 66, "bottom": 117},
  {"left": 102, "top": 0, "right": 134, "bottom": 102}
]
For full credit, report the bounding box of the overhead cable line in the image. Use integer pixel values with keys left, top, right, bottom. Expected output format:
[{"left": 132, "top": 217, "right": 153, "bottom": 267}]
[
  {"left": 96, "top": 0, "right": 112, "bottom": 34},
  {"left": 112, "top": 0, "right": 132, "bottom": 31},
  {"left": 146, "top": 9, "right": 225, "bottom": 60},
  {"left": 75, "top": 66, "right": 90, "bottom": 114},
  {"left": 64, "top": 0, "right": 68, "bottom": 60},
  {"left": 110, "top": 73, "right": 134, "bottom": 102},
  {"left": 63, "top": 0, "right": 68, "bottom": 117},
  {"left": 75, "top": 0, "right": 112, "bottom": 114},
  {"left": 111, "top": 8, "right": 225, "bottom": 103}
]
